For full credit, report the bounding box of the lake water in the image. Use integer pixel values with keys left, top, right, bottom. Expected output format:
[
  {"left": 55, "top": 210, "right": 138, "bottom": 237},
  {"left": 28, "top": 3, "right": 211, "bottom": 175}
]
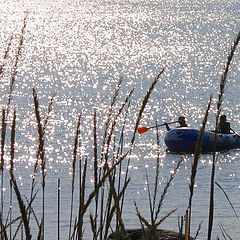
[{"left": 0, "top": 0, "right": 240, "bottom": 239}]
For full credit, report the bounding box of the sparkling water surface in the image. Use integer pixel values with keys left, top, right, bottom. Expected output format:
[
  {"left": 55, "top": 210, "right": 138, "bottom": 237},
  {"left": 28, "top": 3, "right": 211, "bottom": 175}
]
[{"left": 0, "top": 0, "right": 240, "bottom": 239}]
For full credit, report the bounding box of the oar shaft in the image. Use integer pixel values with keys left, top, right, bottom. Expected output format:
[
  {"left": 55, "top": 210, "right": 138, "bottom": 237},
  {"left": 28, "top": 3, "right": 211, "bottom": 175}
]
[
  {"left": 137, "top": 120, "right": 179, "bottom": 134},
  {"left": 230, "top": 127, "right": 239, "bottom": 136},
  {"left": 149, "top": 120, "right": 179, "bottom": 129}
]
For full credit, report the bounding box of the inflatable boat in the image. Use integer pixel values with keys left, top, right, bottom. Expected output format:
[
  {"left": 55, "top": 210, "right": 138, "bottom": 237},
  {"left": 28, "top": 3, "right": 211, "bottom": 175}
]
[{"left": 164, "top": 127, "right": 240, "bottom": 153}]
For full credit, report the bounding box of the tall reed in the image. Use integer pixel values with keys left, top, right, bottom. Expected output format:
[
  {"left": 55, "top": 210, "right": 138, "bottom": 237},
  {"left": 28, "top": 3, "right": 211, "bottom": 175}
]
[
  {"left": 87, "top": 78, "right": 134, "bottom": 240},
  {"left": 96, "top": 78, "right": 124, "bottom": 240},
  {"left": 131, "top": 122, "right": 183, "bottom": 240},
  {"left": 121, "top": 68, "right": 165, "bottom": 217},
  {"left": 32, "top": 88, "right": 46, "bottom": 239},
  {"left": 69, "top": 114, "right": 81, "bottom": 239},
  {"left": 0, "top": 35, "right": 13, "bottom": 79},
  {"left": 9, "top": 110, "right": 32, "bottom": 239},
  {"left": 9, "top": 110, "right": 16, "bottom": 239},
  {"left": 215, "top": 182, "right": 239, "bottom": 221},
  {"left": 187, "top": 96, "right": 212, "bottom": 239},
  {"left": 103, "top": 100, "right": 132, "bottom": 240},
  {"left": 0, "top": 109, "right": 7, "bottom": 239},
  {"left": 92, "top": 109, "right": 98, "bottom": 240},
  {"left": 100, "top": 89, "right": 134, "bottom": 239},
  {"left": 6, "top": 15, "right": 28, "bottom": 118},
  {"left": 57, "top": 178, "right": 60, "bottom": 240},
  {"left": 208, "top": 31, "right": 240, "bottom": 240},
  {"left": 72, "top": 155, "right": 128, "bottom": 239}
]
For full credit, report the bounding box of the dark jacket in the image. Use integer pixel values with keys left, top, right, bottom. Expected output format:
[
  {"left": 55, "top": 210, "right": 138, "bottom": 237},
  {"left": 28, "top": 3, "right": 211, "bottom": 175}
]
[{"left": 219, "top": 122, "right": 231, "bottom": 134}]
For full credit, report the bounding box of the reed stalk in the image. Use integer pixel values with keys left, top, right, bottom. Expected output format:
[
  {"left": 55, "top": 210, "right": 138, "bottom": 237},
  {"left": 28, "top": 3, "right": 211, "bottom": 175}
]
[
  {"left": 193, "top": 222, "right": 203, "bottom": 240},
  {"left": 69, "top": 114, "right": 81, "bottom": 239},
  {"left": 187, "top": 96, "right": 212, "bottom": 239},
  {"left": 208, "top": 31, "right": 240, "bottom": 240},
  {"left": 0, "top": 35, "right": 13, "bottom": 79},
  {"left": 90, "top": 81, "right": 133, "bottom": 240},
  {"left": 76, "top": 157, "right": 87, "bottom": 239},
  {"left": 58, "top": 178, "right": 60, "bottom": 240},
  {"left": 0, "top": 216, "right": 8, "bottom": 240},
  {"left": 154, "top": 159, "right": 182, "bottom": 222},
  {"left": 131, "top": 68, "right": 165, "bottom": 146},
  {"left": 32, "top": 88, "right": 46, "bottom": 239},
  {"left": 178, "top": 216, "right": 184, "bottom": 239},
  {"left": 9, "top": 110, "right": 32, "bottom": 239},
  {"left": 104, "top": 177, "right": 130, "bottom": 240},
  {"left": 100, "top": 77, "right": 123, "bottom": 164},
  {"left": 43, "top": 93, "right": 56, "bottom": 132},
  {"left": 105, "top": 91, "right": 134, "bottom": 237},
  {"left": 116, "top": 100, "right": 131, "bottom": 198},
  {"left": 92, "top": 100, "right": 131, "bottom": 239},
  {"left": 0, "top": 109, "right": 6, "bottom": 206},
  {"left": 9, "top": 177, "right": 13, "bottom": 239},
  {"left": 111, "top": 101, "right": 131, "bottom": 238},
  {"left": 185, "top": 209, "right": 189, "bottom": 240},
  {"left": 103, "top": 89, "right": 134, "bottom": 164},
  {"left": 9, "top": 110, "right": 16, "bottom": 240},
  {"left": 108, "top": 173, "right": 129, "bottom": 239},
  {"left": 134, "top": 133, "right": 182, "bottom": 239},
  {"left": 152, "top": 122, "right": 161, "bottom": 218},
  {"left": 28, "top": 91, "right": 55, "bottom": 229},
  {"left": 215, "top": 182, "right": 239, "bottom": 220},
  {"left": 219, "top": 223, "right": 233, "bottom": 240},
  {"left": 0, "top": 23, "right": 28, "bottom": 237},
  {"left": 98, "top": 78, "right": 124, "bottom": 240},
  {"left": 142, "top": 122, "right": 162, "bottom": 229},
  {"left": 73, "top": 154, "right": 127, "bottom": 239},
  {"left": 121, "top": 68, "right": 165, "bottom": 216},
  {"left": 6, "top": 15, "right": 27, "bottom": 118},
  {"left": 93, "top": 109, "right": 98, "bottom": 240},
  {"left": 0, "top": 109, "right": 6, "bottom": 240},
  {"left": 95, "top": 79, "right": 124, "bottom": 240},
  {"left": 96, "top": 90, "right": 133, "bottom": 239},
  {"left": 99, "top": 178, "right": 105, "bottom": 240}
]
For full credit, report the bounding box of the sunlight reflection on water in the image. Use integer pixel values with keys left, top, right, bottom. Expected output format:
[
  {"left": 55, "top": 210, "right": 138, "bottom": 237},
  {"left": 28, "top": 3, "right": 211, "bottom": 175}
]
[{"left": 0, "top": 0, "right": 240, "bottom": 239}]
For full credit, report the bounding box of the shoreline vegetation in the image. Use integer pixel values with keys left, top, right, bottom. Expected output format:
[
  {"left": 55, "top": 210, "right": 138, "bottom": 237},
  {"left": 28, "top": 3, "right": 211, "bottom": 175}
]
[{"left": 0, "top": 16, "right": 239, "bottom": 240}]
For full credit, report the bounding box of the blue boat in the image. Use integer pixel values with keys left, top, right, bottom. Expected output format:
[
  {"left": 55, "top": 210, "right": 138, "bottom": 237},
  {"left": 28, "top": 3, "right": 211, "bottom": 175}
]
[{"left": 164, "top": 127, "right": 240, "bottom": 153}]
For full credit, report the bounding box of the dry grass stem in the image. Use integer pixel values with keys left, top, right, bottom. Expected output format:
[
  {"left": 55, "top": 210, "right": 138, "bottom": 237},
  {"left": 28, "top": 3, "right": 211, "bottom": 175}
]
[
  {"left": 215, "top": 182, "right": 239, "bottom": 220},
  {"left": 188, "top": 96, "right": 212, "bottom": 239},
  {"left": 219, "top": 223, "right": 233, "bottom": 240},
  {"left": 6, "top": 15, "right": 28, "bottom": 118},
  {"left": 0, "top": 35, "right": 13, "bottom": 79},
  {"left": 122, "top": 68, "right": 165, "bottom": 216},
  {"left": 208, "top": 31, "right": 240, "bottom": 240},
  {"left": 69, "top": 114, "right": 81, "bottom": 239},
  {"left": 9, "top": 109, "right": 31, "bottom": 239}
]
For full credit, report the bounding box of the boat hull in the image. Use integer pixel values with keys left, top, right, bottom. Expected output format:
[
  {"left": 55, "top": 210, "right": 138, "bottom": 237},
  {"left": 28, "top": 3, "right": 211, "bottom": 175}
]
[{"left": 164, "top": 128, "right": 240, "bottom": 153}]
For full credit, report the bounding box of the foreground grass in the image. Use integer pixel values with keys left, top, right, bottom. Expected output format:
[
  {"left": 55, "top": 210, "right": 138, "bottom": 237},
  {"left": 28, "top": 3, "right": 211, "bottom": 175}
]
[{"left": 0, "top": 16, "right": 239, "bottom": 240}]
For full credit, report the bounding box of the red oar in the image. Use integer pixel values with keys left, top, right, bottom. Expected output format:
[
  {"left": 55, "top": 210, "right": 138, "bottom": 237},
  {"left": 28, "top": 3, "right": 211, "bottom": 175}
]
[{"left": 137, "top": 120, "right": 178, "bottom": 134}]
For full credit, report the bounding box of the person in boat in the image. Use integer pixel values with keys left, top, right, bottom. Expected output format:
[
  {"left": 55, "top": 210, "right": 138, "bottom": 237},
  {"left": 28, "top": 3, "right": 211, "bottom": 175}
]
[
  {"left": 177, "top": 116, "right": 188, "bottom": 128},
  {"left": 164, "top": 116, "right": 188, "bottom": 131},
  {"left": 218, "top": 114, "right": 231, "bottom": 134}
]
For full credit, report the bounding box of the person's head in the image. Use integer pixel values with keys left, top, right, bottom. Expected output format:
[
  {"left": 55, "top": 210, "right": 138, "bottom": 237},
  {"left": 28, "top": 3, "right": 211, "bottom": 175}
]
[
  {"left": 220, "top": 114, "right": 227, "bottom": 123},
  {"left": 178, "top": 116, "right": 186, "bottom": 126}
]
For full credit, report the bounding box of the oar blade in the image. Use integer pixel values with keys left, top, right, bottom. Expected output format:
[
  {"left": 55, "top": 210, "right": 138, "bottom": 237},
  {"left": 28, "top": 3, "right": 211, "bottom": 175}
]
[{"left": 137, "top": 127, "right": 150, "bottom": 134}]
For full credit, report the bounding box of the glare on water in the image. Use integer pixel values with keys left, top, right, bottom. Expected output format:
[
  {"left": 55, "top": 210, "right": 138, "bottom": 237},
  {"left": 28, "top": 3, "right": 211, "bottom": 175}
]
[{"left": 0, "top": 0, "right": 240, "bottom": 239}]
